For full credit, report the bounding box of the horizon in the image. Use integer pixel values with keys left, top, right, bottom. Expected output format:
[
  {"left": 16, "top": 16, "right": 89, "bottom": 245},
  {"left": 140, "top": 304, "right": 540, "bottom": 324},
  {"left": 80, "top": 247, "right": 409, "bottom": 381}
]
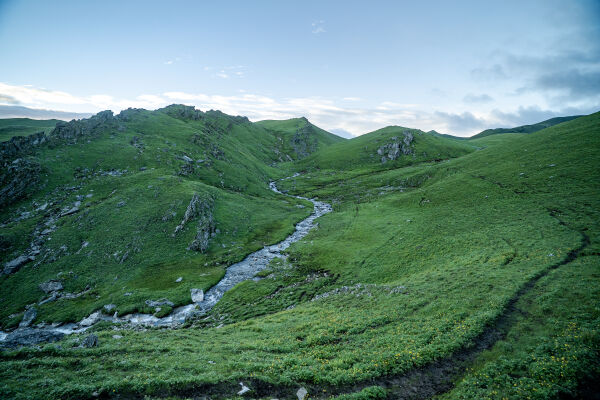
[{"left": 0, "top": 0, "right": 599, "bottom": 137}]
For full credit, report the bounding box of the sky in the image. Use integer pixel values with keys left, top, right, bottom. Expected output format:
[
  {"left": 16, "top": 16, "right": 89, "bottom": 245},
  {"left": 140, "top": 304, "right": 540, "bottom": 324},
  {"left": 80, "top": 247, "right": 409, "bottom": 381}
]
[{"left": 0, "top": 0, "right": 598, "bottom": 137}]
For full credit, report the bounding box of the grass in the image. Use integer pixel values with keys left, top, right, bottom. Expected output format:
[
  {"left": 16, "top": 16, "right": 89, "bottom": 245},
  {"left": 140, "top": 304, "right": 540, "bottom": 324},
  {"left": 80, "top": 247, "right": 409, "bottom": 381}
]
[
  {"left": 0, "top": 110, "right": 598, "bottom": 399},
  {"left": 0, "top": 118, "right": 59, "bottom": 141}
]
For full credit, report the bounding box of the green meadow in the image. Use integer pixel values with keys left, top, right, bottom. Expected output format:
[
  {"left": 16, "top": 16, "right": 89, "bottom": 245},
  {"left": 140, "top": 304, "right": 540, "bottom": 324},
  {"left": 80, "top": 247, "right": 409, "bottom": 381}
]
[{"left": 0, "top": 108, "right": 598, "bottom": 399}]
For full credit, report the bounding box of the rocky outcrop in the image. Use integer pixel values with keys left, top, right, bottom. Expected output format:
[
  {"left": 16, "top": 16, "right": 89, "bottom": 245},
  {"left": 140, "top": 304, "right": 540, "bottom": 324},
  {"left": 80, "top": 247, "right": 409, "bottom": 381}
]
[
  {"left": 1, "top": 328, "right": 64, "bottom": 348},
  {"left": 377, "top": 131, "right": 414, "bottom": 163},
  {"left": 3, "top": 254, "right": 33, "bottom": 275},
  {"left": 0, "top": 131, "right": 46, "bottom": 165},
  {"left": 39, "top": 280, "right": 63, "bottom": 294},
  {"left": 173, "top": 193, "right": 217, "bottom": 253},
  {"left": 0, "top": 158, "right": 42, "bottom": 208},
  {"left": 49, "top": 110, "right": 117, "bottom": 143},
  {"left": 19, "top": 307, "right": 37, "bottom": 328},
  {"left": 291, "top": 122, "right": 318, "bottom": 159}
]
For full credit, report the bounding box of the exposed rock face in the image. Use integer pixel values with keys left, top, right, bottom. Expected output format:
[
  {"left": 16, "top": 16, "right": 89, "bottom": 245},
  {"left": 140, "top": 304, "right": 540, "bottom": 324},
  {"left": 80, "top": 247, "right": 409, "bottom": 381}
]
[
  {"left": 0, "top": 158, "right": 42, "bottom": 208},
  {"left": 19, "top": 307, "right": 37, "bottom": 328},
  {"left": 39, "top": 280, "right": 63, "bottom": 294},
  {"left": 79, "top": 311, "right": 102, "bottom": 327},
  {"left": 291, "top": 122, "right": 318, "bottom": 159},
  {"left": 2, "top": 328, "right": 64, "bottom": 348},
  {"left": 3, "top": 254, "right": 33, "bottom": 275},
  {"left": 174, "top": 193, "right": 216, "bottom": 253},
  {"left": 297, "top": 387, "right": 308, "bottom": 400},
  {"left": 50, "top": 110, "right": 117, "bottom": 143},
  {"left": 190, "top": 288, "right": 204, "bottom": 302},
  {"left": 0, "top": 131, "right": 46, "bottom": 165},
  {"left": 376, "top": 131, "right": 414, "bottom": 163}
]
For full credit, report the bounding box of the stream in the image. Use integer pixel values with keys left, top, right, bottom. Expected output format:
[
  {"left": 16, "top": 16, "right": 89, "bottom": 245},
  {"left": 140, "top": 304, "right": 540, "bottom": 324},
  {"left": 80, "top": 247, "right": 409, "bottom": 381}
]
[{"left": 0, "top": 176, "right": 331, "bottom": 345}]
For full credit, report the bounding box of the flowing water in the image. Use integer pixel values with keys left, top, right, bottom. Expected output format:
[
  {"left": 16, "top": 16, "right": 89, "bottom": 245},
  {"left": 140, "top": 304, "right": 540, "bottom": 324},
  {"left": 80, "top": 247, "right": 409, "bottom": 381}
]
[{"left": 0, "top": 177, "right": 331, "bottom": 343}]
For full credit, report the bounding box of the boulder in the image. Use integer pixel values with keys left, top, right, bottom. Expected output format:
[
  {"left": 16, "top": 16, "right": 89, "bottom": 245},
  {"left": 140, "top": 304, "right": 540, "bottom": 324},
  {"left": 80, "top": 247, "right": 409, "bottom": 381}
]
[
  {"left": 79, "top": 311, "right": 102, "bottom": 327},
  {"left": 19, "top": 307, "right": 37, "bottom": 328},
  {"left": 3, "top": 255, "right": 32, "bottom": 275},
  {"left": 191, "top": 288, "right": 204, "bottom": 302},
  {"left": 237, "top": 382, "right": 250, "bottom": 395},
  {"left": 297, "top": 387, "right": 308, "bottom": 400},
  {"left": 81, "top": 334, "right": 98, "bottom": 348},
  {"left": 2, "top": 328, "right": 64, "bottom": 347},
  {"left": 103, "top": 304, "right": 116, "bottom": 312},
  {"left": 39, "top": 280, "right": 63, "bottom": 293}
]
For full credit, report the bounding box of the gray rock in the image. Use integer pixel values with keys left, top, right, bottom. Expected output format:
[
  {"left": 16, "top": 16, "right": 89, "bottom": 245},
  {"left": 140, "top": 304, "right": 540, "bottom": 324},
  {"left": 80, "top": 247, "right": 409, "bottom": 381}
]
[
  {"left": 191, "top": 288, "right": 204, "bottom": 302},
  {"left": 3, "top": 255, "right": 31, "bottom": 274},
  {"left": 81, "top": 334, "right": 98, "bottom": 348},
  {"left": 182, "top": 155, "right": 193, "bottom": 163},
  {"left": 79, "top": 311, "right": 101, "bottom": 327},
  {"left": 145, "top": 298, "right": 174, "bottom": 307},
  {"left": 39, "top": 280, "right": 63, "bottom": 293},
  {"left": 19, "top": 307, "right": 37, "bottom": 328},
  {"left": 116, "top": 201, "right": 126, "bottom": 207},
  {"left": 2, "top": 328, "right": 64, "bottom": 347},
  {"left": 60, "top": 206, "right": 79, "bottom": 217},
  {"left": 237, "top": 382, "right": 250, "bottom": 395},
  {"left": 297, "top": 387, "right": 308, "bottom": 400},
  {"left": 112, "top": 334, "right": 123, "bottom": 339},
  {"left": 175, "top": 277, "right": 183, "bottom": 282}
]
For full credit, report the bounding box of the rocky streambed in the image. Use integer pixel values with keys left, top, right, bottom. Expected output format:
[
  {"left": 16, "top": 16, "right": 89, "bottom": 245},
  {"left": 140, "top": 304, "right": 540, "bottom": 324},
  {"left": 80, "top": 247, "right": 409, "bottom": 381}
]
[{"left": 0, "top": 177, "right": 331, "bottom": 346}]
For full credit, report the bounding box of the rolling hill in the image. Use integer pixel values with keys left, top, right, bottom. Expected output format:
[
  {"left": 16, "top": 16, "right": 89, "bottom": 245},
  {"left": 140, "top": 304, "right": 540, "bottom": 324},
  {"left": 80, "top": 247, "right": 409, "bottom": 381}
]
[{"left": 0, "top": 109, "right": 598, "bottom": 400}]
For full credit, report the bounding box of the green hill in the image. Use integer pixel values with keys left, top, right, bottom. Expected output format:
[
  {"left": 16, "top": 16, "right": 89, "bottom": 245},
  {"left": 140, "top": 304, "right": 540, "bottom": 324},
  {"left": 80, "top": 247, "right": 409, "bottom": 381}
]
[
  {"left": 0, "top": 118, "right": 60, "bottom": 142},
  {"left": 0, "top": 109, "right": 598, "bottom": 400},
  {"left": 292, "top": 125, "right": 477, "bottom": 176},
  {"left": 471, "top": 115, "right": 582, "bottom": 139},
  {"left": 256, "top": 117, "right": 346, "bottom": 160}
]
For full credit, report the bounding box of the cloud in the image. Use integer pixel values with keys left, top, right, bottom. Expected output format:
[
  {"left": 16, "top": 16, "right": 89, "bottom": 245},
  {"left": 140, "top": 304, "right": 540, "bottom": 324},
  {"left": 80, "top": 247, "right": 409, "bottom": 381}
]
[
  {"left": 463, "top": 93, "right": 493, "bottom": 104},
  {"left": 525, "top": 69, "right": 600, "bottom": 99},
  {"left": 311, "top": 20, "right": 325, "bottom": 34},
  {"left": 216, "top": 71, "right": 229, "bottom": 79},
  {"left": 342, "top": 97, "right": 361, "bottom": 101},
  {"left": 433, "top": 111, "right": 487, "bottom": 132},
  {"left": 329, "top": 128, "right": 355, "bottom": 139},
  {"left": 1, "top": 82, "right": 596, "bottom": 138},
  {"left": 0, "top": 94, "right": 20, "bottom": 104}
]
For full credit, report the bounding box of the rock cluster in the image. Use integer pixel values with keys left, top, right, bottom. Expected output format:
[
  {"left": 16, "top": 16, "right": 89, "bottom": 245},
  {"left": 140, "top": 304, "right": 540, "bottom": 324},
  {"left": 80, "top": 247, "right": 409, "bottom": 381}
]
[
  {"left": 174, "top": 193, "right": 217, "bottom": 253},
  {"left": 291, "top": 121, "right": 318, "bottom": 159},
  {"left": 0, "top": 158, "right": 42, "bottom": 207},
  {"left": 50, "top": 110, "right": 118, "bottom": 143},
  {"left": 0, "top": 131, "right": 46, "bottom": 165},
  {"left": 376, "top": 131, "right": 414, "bottom": 163}
]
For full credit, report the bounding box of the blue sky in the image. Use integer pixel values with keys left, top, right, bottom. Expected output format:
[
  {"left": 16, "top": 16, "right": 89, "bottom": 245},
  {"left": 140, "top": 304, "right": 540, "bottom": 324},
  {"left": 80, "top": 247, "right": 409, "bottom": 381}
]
[{"left": 0, "top": 0, "right": 598, "bottom": 136}]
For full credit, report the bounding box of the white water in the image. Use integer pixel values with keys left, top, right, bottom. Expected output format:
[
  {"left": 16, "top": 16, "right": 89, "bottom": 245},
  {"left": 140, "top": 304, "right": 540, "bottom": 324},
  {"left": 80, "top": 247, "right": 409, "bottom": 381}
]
[{"left": 1, "top": 177, "right": 331, "bottom": 341}]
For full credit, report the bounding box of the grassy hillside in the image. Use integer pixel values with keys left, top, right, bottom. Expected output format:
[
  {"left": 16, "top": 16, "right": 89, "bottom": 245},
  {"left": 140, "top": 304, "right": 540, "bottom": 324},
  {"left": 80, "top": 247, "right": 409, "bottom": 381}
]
[
  {"left": 471, "top": 115, "right": 581, "bottom": 139},
  {"left": 256, "top": 117, "right": 345, "bottom": 161},
  {"left": 0, "top": 118, "right": 59, "bottom": 141},
  {"left": 0, "top": 112, "right": 597, "bottom": 399},
  {"left": 290, "top": 125, "right": 476, "bottom": 177},
  {"left": 0, "top": 106, "right": 318, "bottom": 328}
]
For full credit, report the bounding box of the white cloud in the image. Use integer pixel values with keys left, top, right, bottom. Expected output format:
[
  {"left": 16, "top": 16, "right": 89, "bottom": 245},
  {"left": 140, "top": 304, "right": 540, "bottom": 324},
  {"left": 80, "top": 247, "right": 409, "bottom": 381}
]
[
  {"left": 0, "top": 82, "right": 594, "bottom": 137},
  {"left": 216, "top": 71, "right": 229, "bottom": 79},
  {"left": 311, "top": 20, "right": 326, "bottom": 34}
]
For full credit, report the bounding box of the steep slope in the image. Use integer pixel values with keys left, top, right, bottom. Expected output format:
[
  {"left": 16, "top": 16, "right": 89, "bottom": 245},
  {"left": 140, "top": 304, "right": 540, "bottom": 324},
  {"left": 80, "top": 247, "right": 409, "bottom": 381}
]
[
  {"left": 0, "top": 118, "right": 59, "bottom": 142},
  {"left": 255, "top": 117, "right": 345, "bottom": 160},
  {"left": 0, "top": 112, "right": 597, "bottom": 399},
  {"left": 471, "top": 115, "right": 582, "bottom": 139}
]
